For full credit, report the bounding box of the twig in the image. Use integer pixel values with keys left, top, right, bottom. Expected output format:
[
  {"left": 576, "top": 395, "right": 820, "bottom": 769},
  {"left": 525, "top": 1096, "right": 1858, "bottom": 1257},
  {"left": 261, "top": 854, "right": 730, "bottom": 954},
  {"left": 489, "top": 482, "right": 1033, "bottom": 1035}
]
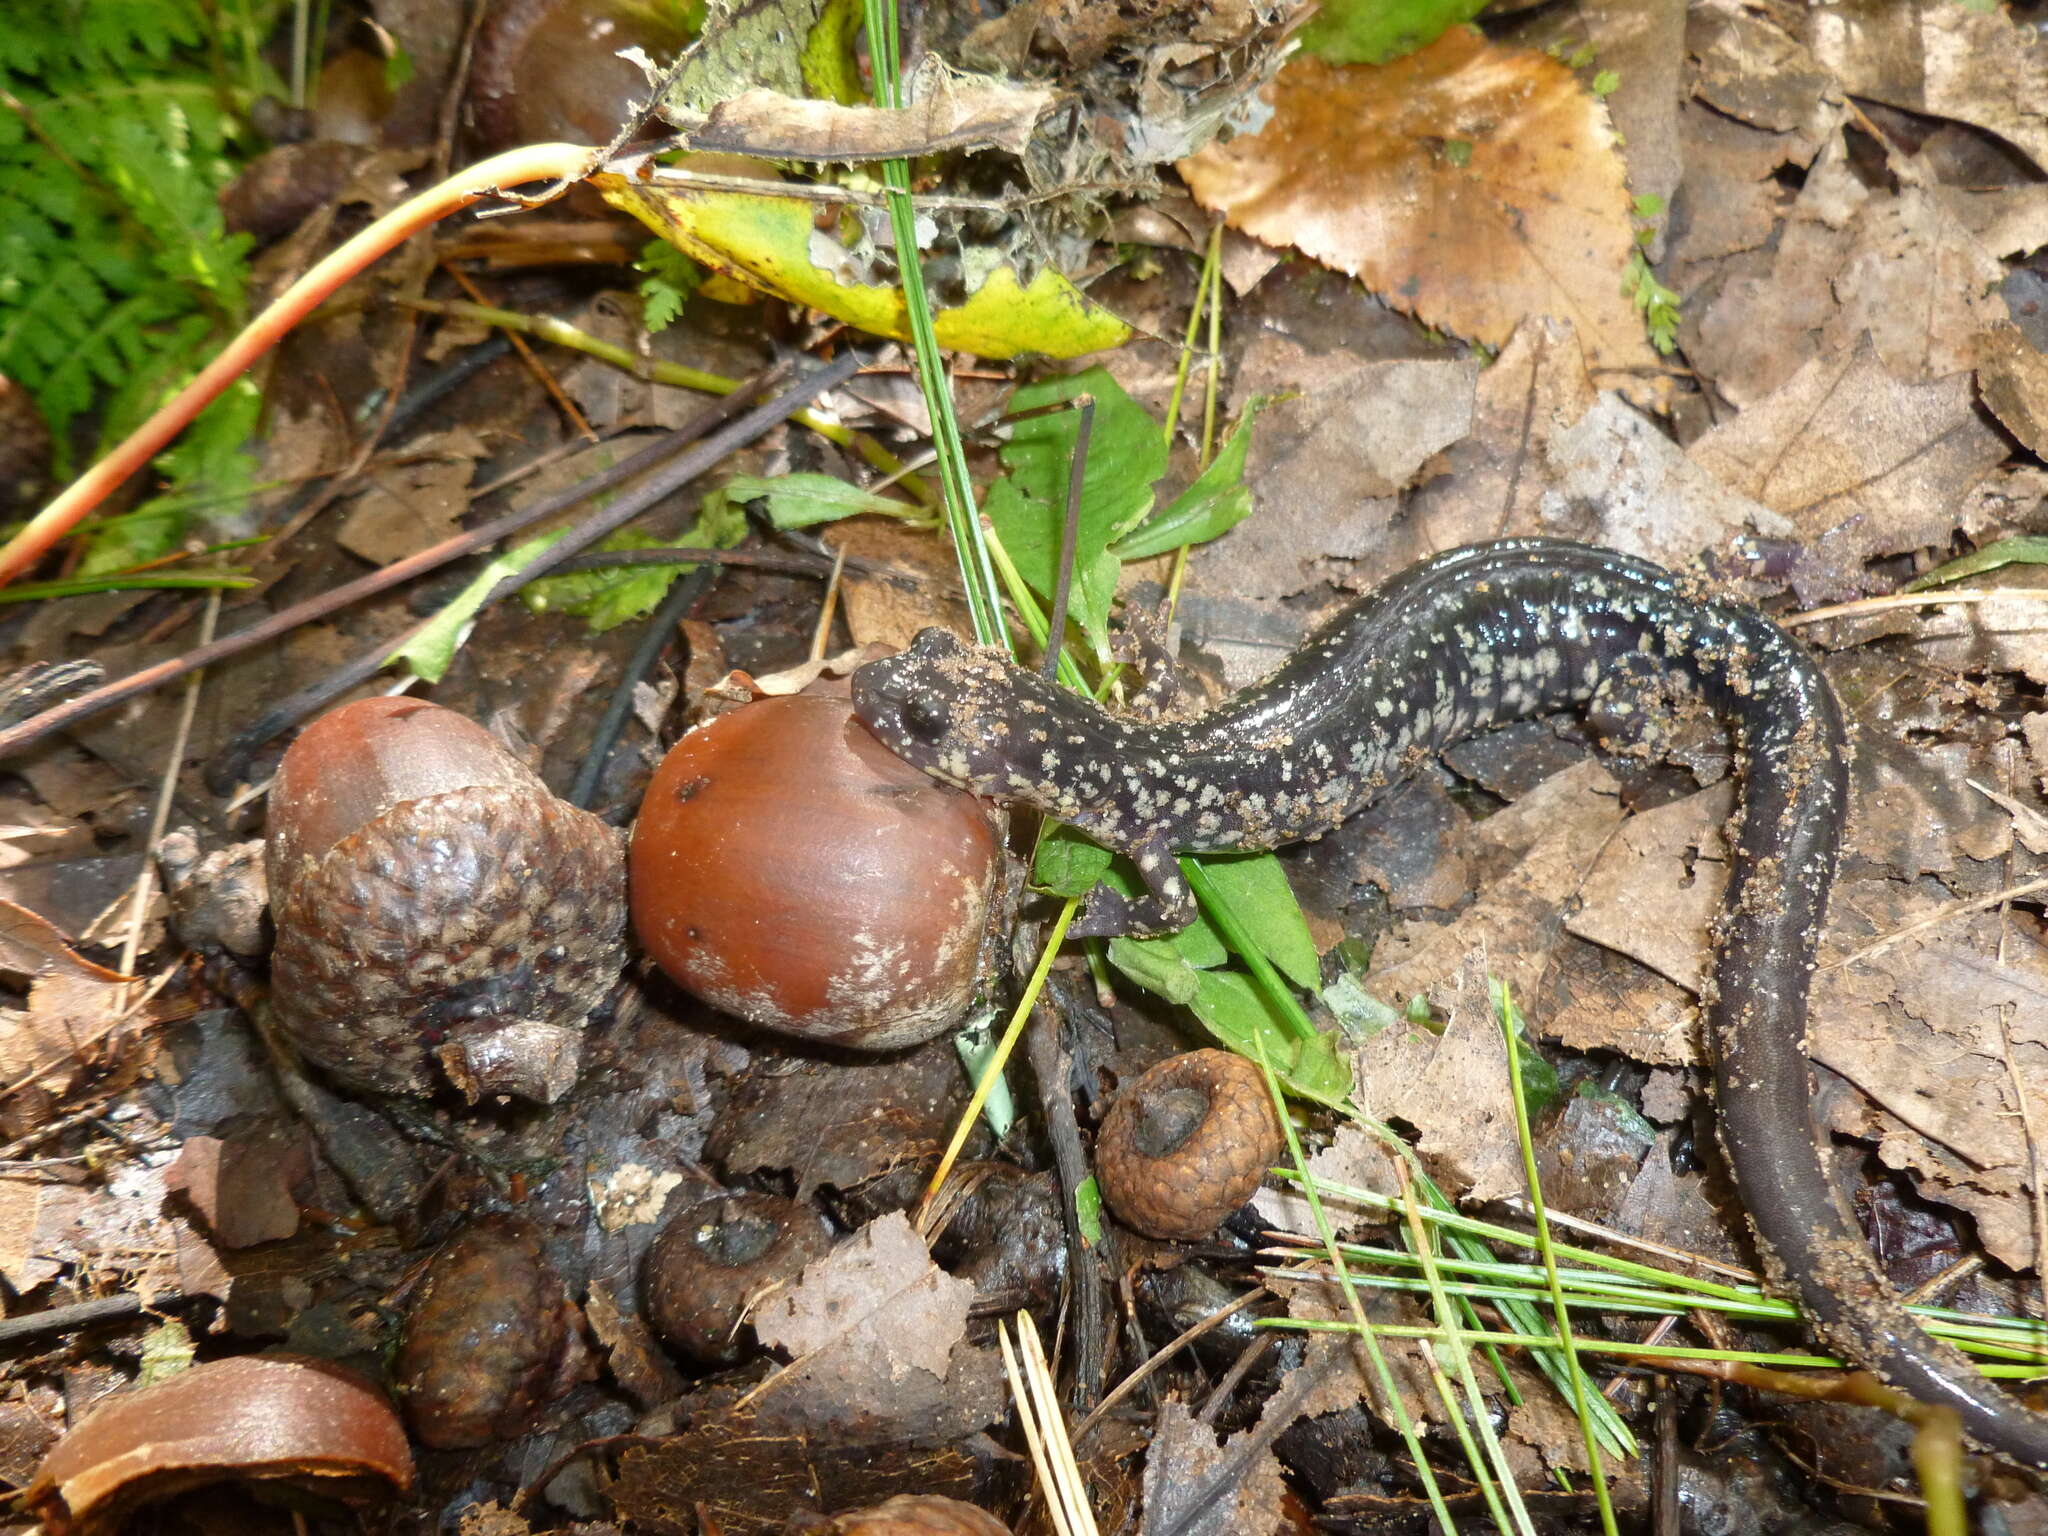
[
  {"left": 1026, "top": 1000, "right": 1106, "bottom": 1410},
  {"left": 0, "top": 141, "right": 604, "bottom": 584},
  {"left": 568, "top": 565, "right": 711, "bottom": 810},
  {"left": 117, "top": 589, "right": 223, "bottom": 978},
  {"left": 0, "top": 357, "right": 842, "bottom": 765},
  {"left": 1069, "top": 1285, "right": 1270, "bottom": 1447},
  {"left": 0, "top": 1293, "right": 149, "bottom": 1348}
]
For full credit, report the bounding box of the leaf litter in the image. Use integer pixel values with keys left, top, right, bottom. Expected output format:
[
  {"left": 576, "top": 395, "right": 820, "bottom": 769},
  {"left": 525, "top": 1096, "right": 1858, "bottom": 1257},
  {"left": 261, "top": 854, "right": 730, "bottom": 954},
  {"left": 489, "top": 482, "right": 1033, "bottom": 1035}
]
[{"left": 8, "top": 0, "right": 2048, "bottom": 1529}]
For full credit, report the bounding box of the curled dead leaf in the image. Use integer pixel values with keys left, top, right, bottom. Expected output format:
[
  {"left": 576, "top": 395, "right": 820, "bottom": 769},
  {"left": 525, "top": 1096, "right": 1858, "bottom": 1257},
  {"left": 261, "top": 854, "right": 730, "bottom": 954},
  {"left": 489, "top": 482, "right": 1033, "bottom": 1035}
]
[{"left": 25, "top": 1354, "right": 413, "bottom": 1536}]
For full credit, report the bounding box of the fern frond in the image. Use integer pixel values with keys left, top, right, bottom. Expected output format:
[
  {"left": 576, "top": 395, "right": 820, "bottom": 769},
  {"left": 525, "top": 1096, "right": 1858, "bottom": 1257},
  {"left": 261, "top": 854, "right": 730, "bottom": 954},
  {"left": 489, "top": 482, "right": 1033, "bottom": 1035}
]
[{"left": 0, "top": 0, "right": 263, "bottom": 557}]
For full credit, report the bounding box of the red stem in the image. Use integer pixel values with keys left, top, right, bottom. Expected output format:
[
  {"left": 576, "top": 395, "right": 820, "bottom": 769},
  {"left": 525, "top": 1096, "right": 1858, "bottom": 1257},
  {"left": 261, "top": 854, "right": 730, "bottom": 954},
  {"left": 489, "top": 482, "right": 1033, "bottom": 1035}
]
[{"left": 0, "top": 142, "right": 601, "bottom": 587}]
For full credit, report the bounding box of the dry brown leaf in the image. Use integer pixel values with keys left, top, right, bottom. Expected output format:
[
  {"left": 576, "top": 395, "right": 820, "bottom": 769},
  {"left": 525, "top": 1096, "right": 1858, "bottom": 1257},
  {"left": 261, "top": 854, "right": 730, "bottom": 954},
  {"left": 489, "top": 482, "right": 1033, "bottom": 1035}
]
[
  {"left": 1366, "top": 759, "right": 1624, "bottom": 1028},
  {"left": 1179, "top": 31, "right": 1662, "bottom": 399},
  {"left": 1352, "top": 958, "right": 1522, "bottom": 1204},
  {"left": 1249, "top": 1122, "right": 1399, "bottom": 1240},
  {"left": 748, "top": 1211, "right": 1006, "bottom": 1445},
  {"left": 0, "top": 898, "right": 130, "bottom": 984},
  {"left": 1976, "top": 322, "right": 2048, "bottom": 459},
  {"left": 680, "top": 73, "right": 1053, "bottom": 160},
  {"left": 1568, "top": 784, "right": 1729, "bottom": 995},
  {"left": 1687, "top": 338, "right": 2008, "bottom": 600},
  {"left": 1804, "top": 0, "right": 2048, "bottom": 173},
  {"left": 1138, "top": 1398, "right": 1286, "bottom": 1536}
]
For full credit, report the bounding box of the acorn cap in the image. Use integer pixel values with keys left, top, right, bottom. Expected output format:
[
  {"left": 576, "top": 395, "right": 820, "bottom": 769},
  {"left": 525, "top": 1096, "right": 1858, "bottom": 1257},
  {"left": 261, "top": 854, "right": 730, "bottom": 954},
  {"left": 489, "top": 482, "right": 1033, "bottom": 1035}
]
[{"left": 1095, "top": 1049, "right": 1282, "bottom": 1241}]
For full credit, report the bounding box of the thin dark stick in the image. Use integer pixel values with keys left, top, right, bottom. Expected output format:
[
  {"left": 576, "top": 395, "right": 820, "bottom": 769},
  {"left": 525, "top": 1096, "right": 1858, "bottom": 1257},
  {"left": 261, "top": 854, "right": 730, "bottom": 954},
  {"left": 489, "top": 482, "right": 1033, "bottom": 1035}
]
[
  {"left": 547, "top": 546, "right": 844, "bottom": 579},
  {"left": 203, "top": 389, "right": 781, "bottom": 786},
  {"left": 1195, "top": 1333, "right": 1273, "bottom": 1424},
  {"left": 1027, "top": 1000, "right": 1107, "bottom": 1411},
  {"left": 0, "top": 356, "right": 855, "bottom": 764},
  {"left": 1156, "top": 1348, "right": 1339, "bottom": 1536},
  {"left": 1041, "top": 395, "right": 1094, "bottom": 679},
  {"left": 0, "top": 1293, "right": 148, "bottom": 1347},
  {"left": 475, "top": 350, "right": 861, "bottom": 610},
  {"left": 568, "top": 565, "right": 711, "bottom": 809}
]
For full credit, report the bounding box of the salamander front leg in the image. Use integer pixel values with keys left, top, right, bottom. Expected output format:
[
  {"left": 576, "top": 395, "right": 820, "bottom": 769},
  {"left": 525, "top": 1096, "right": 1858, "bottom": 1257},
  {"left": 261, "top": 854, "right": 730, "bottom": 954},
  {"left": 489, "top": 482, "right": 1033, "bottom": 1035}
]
[{"left": 1070, "top": 835, "right": 1198, "bottom": 938}]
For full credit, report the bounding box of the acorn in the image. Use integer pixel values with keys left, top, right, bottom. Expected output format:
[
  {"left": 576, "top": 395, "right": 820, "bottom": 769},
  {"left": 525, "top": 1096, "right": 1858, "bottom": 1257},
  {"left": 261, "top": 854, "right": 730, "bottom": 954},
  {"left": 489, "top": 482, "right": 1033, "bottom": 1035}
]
[
  {"left": 799, "top": 1496, "right": 1012, "bottom": 1536},
  {"left": 469, "top": 0, "right": 699, "bottom": 152},
  {"left": 266, "top": 697, "right": 626, "bottom": 1102},
  {"left": 1095, "top": 1050, "right": 1282, "bottom": 1241},
  {"left": 629, "top": 693, "right": 1000, "bottom": 1050},
  {"left": 643, "top": 1191, "right": 832, "bottom": 1364},
  {"left": 393, "top": 1214, "right": 592, "bottom": 1449}
]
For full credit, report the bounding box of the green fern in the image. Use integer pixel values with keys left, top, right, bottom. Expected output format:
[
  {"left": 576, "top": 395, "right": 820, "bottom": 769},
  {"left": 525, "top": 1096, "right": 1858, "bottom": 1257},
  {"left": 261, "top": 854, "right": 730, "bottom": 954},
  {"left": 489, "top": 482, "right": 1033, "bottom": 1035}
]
[{"left": 0, "top": 0, "right": 272, "bottom": 564}]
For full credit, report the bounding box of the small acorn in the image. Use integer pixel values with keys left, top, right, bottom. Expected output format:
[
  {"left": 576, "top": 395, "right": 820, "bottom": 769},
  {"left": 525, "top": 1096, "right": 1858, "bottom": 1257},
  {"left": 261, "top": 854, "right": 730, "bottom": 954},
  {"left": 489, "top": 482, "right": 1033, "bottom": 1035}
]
[
  {"left": 266, "top": 697, "right": 626, "bottom": 1101},
  {"left": 393, "top": 1214, "right": 592, "bottom": 1449},
  {"left": 1095, "top": 1050, "right": 1282, "bottom": 1241},
  {"left": 469, "top": 0, "right": 698, "bottom": 151},
  {"left": 643, "top": 1192, "right": 832, "bottom": 1364},
  {"left": 629, "top": 693, "right": 1000, "bottom": 1050},
  {"left": 797, "top": 1495, "right": 1012, "bottom": 1535}
]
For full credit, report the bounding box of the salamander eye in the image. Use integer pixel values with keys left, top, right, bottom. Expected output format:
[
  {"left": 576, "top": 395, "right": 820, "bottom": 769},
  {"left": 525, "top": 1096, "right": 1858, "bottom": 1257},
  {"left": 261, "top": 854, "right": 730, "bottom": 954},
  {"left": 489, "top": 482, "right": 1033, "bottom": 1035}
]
[{"left": 900, "top": 695, "right": 950, "bottom": 742}]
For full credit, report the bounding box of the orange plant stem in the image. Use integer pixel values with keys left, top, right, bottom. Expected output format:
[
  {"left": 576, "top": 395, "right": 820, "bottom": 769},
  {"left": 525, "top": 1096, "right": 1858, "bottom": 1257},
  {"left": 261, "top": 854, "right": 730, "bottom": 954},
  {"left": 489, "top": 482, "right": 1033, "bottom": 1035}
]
[{"left": 0, "top": 142, "right": 601, "bottom": 587}]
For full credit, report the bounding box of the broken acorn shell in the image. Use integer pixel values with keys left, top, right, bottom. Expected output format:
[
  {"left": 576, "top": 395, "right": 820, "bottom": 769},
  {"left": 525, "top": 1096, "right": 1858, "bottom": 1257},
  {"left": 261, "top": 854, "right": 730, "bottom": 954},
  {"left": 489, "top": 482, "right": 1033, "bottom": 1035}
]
[
  {"left": 1095, "top": 1049, "right": 1283, "bottom": 1241},
  {"left": 643, "top": 1191, "right": 832, "bottom": 1364},
  {"left": 25, "top": 1355, "right": 412, "bottom": 1536},
  {"left": 628, "top": 693, "right": 999, "bottom": 1050},
  {"left": 393, "top": 1214, "right": 593, "bottom": 1449},
  {"left": 266, "top": 697, "right": 626, "bottom": 1102}
]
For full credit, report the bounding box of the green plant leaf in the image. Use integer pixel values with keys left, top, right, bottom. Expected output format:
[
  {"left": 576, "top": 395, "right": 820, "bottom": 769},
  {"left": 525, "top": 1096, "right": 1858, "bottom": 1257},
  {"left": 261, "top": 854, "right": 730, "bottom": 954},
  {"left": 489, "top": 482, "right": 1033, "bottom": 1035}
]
[
  {"left": 1298, "top": 0, "right": 1488, "bottom": 65},
  {"left": 984, "top": 366, "right": 1164, "bottom": 656},
  {"left": 1108, "top": 400, "right": 1262, "bottom": 561},
  {"left": 1033, "top": 823, "right": 1116, "bottom": 898},
  {"left": 1194, "top": 851, "right": 1319, "bottom": 990},
  {"left": 396, "top": 531, "right": 567, "bottom": 682},
  {"left": 597, "top": 174, "right": 1131, "bottom": 360},
  {"left": 1902, "top": 534, "right": 2048, "bottom": 591},
  {"left": 724, "top": 471, "right": 922, "bottom": 528},
  {"left": 1190, "top": 970, "right": 1352, "bottom": 1107},
  {"left": 1074, "top": 1175, "right": 1103, "bottom": 1245},
  {"left": 523, "top": 493, "right": 748, "bottom": 632}
]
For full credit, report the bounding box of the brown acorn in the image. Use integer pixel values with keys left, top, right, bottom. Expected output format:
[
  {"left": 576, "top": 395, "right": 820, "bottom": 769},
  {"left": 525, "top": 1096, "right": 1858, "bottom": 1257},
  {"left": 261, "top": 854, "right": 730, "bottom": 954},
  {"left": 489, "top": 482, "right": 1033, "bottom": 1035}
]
[
  {"left": 800, "top": 1495, "right": 1012, "bottom": 1535},
  {"left": 643, "top": 1192, "right": 832, "bottom": 1364},
  {"left": 266, "top": 697, "right": 625, "bottom": 1101},
  {"left": 629, "top": 693, "right": 1000, "bottom": 1050},
  {"left": 1095, "top": 1050, "right": 1282, "bottom": 1241},
  {"left": 393, "top": 1214, "right": 592, "bottom": 1449}
]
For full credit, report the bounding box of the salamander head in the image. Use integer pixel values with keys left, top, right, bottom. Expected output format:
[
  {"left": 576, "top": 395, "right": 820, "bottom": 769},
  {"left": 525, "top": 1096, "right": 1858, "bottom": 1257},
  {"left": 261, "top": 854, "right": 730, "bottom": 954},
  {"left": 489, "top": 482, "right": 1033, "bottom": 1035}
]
[{"left": 852, "top": 629, "right": 1081, "bottom": 807}]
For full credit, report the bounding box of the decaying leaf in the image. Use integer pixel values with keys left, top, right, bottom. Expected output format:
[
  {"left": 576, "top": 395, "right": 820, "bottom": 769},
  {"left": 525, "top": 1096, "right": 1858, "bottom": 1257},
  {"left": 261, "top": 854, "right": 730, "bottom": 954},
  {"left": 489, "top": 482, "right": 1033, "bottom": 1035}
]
[
  {"left": 1976, "top": 322, "right": 2048, "bottom": 458},
  {"left": 1179, "top": 30, "right": 1662, "bottom": 397},
  {"left": 25, "top": 1355, "right": 412, "bottom": 1536},
  {"left": 1139, "top": 1399, "right": 1285, "bottom": 1536},
  {"left": 596, "top": 174, "right": 1131, "bottom": 360},
  {"left": 749, "top": 1211, "right": 1006, "bottom": 1444},
  {"left": 676, "top": 71, "right": 1055, "bottom": 161}
]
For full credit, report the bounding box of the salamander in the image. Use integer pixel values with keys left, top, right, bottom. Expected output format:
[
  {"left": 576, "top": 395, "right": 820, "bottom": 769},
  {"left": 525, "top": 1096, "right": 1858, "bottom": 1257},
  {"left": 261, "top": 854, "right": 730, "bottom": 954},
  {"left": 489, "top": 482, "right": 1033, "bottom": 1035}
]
[{"left": 851, "top": 536, "right": 2048, "bottom": 1467}]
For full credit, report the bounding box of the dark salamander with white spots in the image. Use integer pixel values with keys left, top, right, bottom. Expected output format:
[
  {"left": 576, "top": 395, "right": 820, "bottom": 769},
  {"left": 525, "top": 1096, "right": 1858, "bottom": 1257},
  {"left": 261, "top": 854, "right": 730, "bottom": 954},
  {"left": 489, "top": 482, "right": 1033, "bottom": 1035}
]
[{"left": 852, "top": 537, "right": 2048, "bottom": 1466}]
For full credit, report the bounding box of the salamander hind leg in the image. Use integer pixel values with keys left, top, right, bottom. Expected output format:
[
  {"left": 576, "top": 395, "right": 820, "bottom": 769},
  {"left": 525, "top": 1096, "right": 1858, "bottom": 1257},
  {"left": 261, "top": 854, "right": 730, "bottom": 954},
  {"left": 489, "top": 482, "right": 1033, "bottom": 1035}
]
[{"left": 1070, "top": 835, "right": 1197, "bottom": 937}]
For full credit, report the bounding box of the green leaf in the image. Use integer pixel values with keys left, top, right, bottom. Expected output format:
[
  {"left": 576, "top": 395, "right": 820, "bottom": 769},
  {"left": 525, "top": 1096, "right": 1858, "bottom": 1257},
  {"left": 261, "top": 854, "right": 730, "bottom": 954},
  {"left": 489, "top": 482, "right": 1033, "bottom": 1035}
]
[
  {"left": 724, "top": 471, "right": 921, "bottom": 529},
  {"left": 523, "top": 492, "right": 748, "bottom": 633},
  {"left": 1033, "top": 823, "right": 1115, "bottom": 898},
  {"left": 1319, "top": 971, "right": 1405, "bottom": 1042},
  {"left": 1192, "top": 851, "right": 1319, "bottom": 990},
  {"left": 1109, "top": 400, "right": 1263, "bottom": 561},
  {"left": 983, "top": 366, "right": 1165, "bottom": 657},
  {"left": 1189, "top": 971, "right": 1352, "bottom": 1107},
  {"left": 1107, "top": 933, "right": 1200, "bottom": 1005},
  {"left": 1298, "top": 0, "right": 1487, "bottom": 65},
  {"left": 1901, "top": 535, "right": 2048, "bottom": 592},
  {"left": 396, "top": 531, "right": 568, "bottom": 682},
  {"left": 636, "top": 238, "right": 703, "bottom": 334},
  {"left": 137, "top": 1318, "right": 195, "bottom": 1385},
  {"left": 81, "top": 375, "right": 259, "bottom": 573},
  {"left": 1074, "top": 1175, "right": 1103, "bottom": 1246}
]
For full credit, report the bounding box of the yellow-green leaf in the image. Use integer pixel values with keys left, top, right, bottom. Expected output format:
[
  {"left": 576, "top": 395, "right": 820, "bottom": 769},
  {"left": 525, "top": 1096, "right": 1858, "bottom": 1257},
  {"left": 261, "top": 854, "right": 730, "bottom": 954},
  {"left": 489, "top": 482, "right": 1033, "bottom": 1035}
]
[{"left": 596, "top": 174, "right": 1130, "bottom": 360}]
